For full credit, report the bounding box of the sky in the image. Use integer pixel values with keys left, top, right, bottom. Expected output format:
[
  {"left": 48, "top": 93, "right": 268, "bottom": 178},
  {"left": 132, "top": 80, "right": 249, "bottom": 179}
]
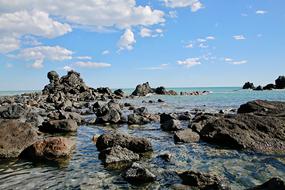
[{"left": 0, "top": 0, "right": 284, "bottom": 90}]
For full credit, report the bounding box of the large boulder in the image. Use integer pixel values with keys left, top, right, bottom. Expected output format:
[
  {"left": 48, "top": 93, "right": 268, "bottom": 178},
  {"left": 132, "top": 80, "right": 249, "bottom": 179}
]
[
  {"left": 174, "top": 129, "right": 200, "bottom": 143},
  {"left": 99, "top": 145, "right": 139, "bottom": 165},
  {"left": 94, "top": 101, "right": 124, "bottom": 124},
  {"left": 39, "top": 119, "right": 78, "bottom": 133},
  {"left": 0, "top": 120, "right": 39, "bottom": 158},
  {"left": 131, "top": 82, "right": 154, "bottom": 96},
  {"left": 123, "top": 163, "right": 156, "bottom": 184},
  {"left": 275, "top": 76, "right": 285, "bottom": 89},
  {"left": 243, "top": 82, "right": 255, "bottom": 89},
  {"left": 178, "top": 171, "right": 229, "bottom": 190},
  {"left": 128, "top": 114, "right": 150, "bottom": 125},
  {"left": 263, "top": 84, "right": 275, "bottom": 90},
  {"left": 160, "top": 113, "right": 181, "bottom": 131},
  {"left": 248, "top": 178, "right": 285, "bottom": 190},
  {"left": 197, "top": 113, "right": 285, "bottom": 154},
  {"left": 20, "top": 137, "right": 75, "bottom": 161},
  {"left": 237, "top": 100, "right": 285, "bottom": 115},
  {"left": 96, "top": 133, "right": 152, "bottom": 153},
  {"left": 0, "top": 104, "right": 27, "bottom": 119}
]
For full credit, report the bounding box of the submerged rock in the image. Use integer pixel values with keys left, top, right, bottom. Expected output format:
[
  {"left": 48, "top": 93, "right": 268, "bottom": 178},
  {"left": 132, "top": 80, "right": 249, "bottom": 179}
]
[
  {"left": 39, "top": 119, "right": 78, "bottom": 133},
  {"left": 248, "top": 178, "right": 285, "bottom": 190},
  {"left": 178, "top": 171, "right": 229, "bottom": 190},
  {"left": 99, "top": 145, "right": 139, "bottom": 165},
  {"left": 96, "top": 133, "right": 152, "bottom": 153},
  {"left": 0, "top": 120, "right": 39, "bottom": 158},
  {"left": 174, "top": 129, "right": 200, "bottom": 143},
  {"left": 20, "top": 137, "right": 75, "bottom": 161},
  {"left": 123, "top": 163, "right": 156, "bottom": 184}
]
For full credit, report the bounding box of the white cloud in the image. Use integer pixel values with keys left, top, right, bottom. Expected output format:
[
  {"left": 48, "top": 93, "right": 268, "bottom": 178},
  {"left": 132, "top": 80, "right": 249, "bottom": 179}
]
[
  {"left": 75, "top": 61, "right": 111, "bottom": 68},
  {"left": 0, "top": 10, "right": 71, "bottom": 53},
  {"left": 102, "top": 50, "right": 110, "bottom": 55},
  {"left": 198, "top": 43, "right": 208, "bottom": 48},
  {"left": 0, "top": 1, "right": 165, "bottom": 29},
  {"left": 256, "top": 10, "right": 267, "bottom": 15},
  {"left": 63, "top": 65, "right": 74, "bottom": 71},
  {"left": 177, "top": 58, "right": 201, "bottom": 68},
  {"left": 206, "top": 36, "right": 215, "bottom": 40},
  {"left": 164, "top": 0, "right": 203, "bottom": 12},
  {"left": 185, "top": 43, "right": 193, "bottom": 48},
  {"left": 168, "top": 11, "right": 177, "bottom": 18},
  {"left": 140, "top": 63, "right": 169, "bottom": 70},
  {"left": 76, "top": 56, "right": 92, "bottom": 60},
  {"left": 224, "top": 58, "right": 233, "bottom": 62},
  {"left": 233, "top": 35, "right": 246, "bottom": 40},
  {"left": 118, "top": 28, "right": 136, "bottom": 51},
  {"left": 232, "top": 60, "right": 247, "bottom": 65},
  {"left": 18, "top": 45, "right": 73, "bottom": 69},
  {"left": 140, "top": 28, "right": 152, "bottom": 37},
  {"left": 197, "top": 38, "right": 207, "bottom": 42}
]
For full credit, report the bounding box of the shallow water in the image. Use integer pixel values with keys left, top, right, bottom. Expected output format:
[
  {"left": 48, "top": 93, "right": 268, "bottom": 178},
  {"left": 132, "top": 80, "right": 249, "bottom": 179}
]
[{"left": 0, "top": 87, "right": 285, "bottom": 189}]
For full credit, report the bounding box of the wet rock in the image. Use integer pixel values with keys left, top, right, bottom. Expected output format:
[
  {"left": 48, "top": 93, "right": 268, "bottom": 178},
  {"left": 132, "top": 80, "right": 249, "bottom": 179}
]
[
  {"left": 123, "top": 163, "right": 156, "bottom": 184},
  {"left": 128, "top": 114, "right": 150, "bottom": 125},
  {"left": 248, "top": 177, "right": 285, "bottom": 190},
  {"left": 96, "top": 133, "right": 152, "bottom": 153},
  {"left": 275, "top": 76, "right": 285, "bottom": 89},
  {"left": 237, "top": 100, "right": 285, "bottom": 115},
  {"left": 254, "top": 85, "right": 263, "bottom": 91},
  {"left": 94, "top": 101, "right": 123, "bottom": 124},
  {"left": 20, "top": 137, "right": 75, "bottom": 161},
  {"left": 124, "top": 103, "right": 132, "bottom": 107},
  {"left": 174, "top": 129, "right": 200, "bottom": 143},
  {"left": 160, "top": 113, "right": 177, "bottom": 123},
  {"left": 99, "top": 145, "right": 139, "bottom": 165},
  {"left": 158, "top": 99, "right": 164, "bottom": 103},
  {"left": 263, "top": 84, "right": 275, "bottom": 90},
  {"left": 160, "top": 114, "right": 181, "bottom": 131},
  {"left": 39, "top": 119, "right": 78, "bottom": 133},
  {"left": 0, "top": 120, "right": 39, "bottom": 158},
  {"left": 197, "top": 113, "right": 285, "bottom": 153},
  {"left": 178, "top": 171, "right": 229, "bottom": 190},
  {"left": 132, "top": 82, "right": 154, "bottom": 96},
  {"left": 243, "top": 82, "right": 255, "bottom": 89},
  {"left": 0, "top": 104, "right": 26, "bottom": 119},
  {"left": 133, "top": 107, "right": 148, "bottom": 115},
  {"left": 114, "top": 89, "right": 124, "bottom": 97},
  {"left": 157, "top": 152, "right": 172, "bottom": 162}
]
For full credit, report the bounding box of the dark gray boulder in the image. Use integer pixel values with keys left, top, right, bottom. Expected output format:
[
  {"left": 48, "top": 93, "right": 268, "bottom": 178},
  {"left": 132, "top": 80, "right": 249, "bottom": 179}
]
[
  {"left": 237, "top": 100, "right": 285, "bottom": 115},
  {"left": 123, "top": 163, "right": 156, "bottom": 184},
  {"left": 178, "top": 171, "right": 229, "bottom": 190},
  {"left": 275, "top": 76, "right": 285, "bottom": 89},
  {"left": 128, "top": 114, "right": 150, "bottom": 125},
  {"left": 263, "top": 84, "right": 275, "bottom": 90},
  {"left": 131, "top": 82, "right": 154, "bottom": 96},
  {"left": 247, "top": 178, "right": 285, "bottom": 190},
  {"left": 0, "top": 104, "right": 26, "bottom": 119},
  {"left": 243, "top": 82, "right": 255, "bottom": 89},
  {"left": 96, "top": 133, "right": 152, "bottom": 153},
  {"left": 0, "top": 120, "right": 39, "bottom": 158},
  {"left": 39, "top": 119, "right": 78, "bottom": 133},
  {"left": 174, "top": 129, "right": 200, "bottom": 143}
]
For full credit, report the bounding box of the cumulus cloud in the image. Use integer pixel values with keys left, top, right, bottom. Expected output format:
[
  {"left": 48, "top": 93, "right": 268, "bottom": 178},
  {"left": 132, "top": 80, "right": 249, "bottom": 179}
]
[
  {"left": 0, "top": 10, "right": 71, "bottom": 53},
  {"left": 177, "top": 58, "right": 201, "bottom": 68},
  {"left": 75, "top": 61, "right": 111, "bottom": 68},
  {"left": 233, "top": 35, "right": 246, "bottom": 40},
  {"left": 163, "top": 0, "right": 203, "bottom": 12},
  {"left": 118, "top": 28, "right": 136, "bottom": 51},
  {"left": 256, "top": 10, "right": 267, "bottom": 15},
  {"left": 0, "top": 1, "right": 165, "bottom": 29},
  {"left": 18, "top": 46, "right": 73, "bottom": 69}
]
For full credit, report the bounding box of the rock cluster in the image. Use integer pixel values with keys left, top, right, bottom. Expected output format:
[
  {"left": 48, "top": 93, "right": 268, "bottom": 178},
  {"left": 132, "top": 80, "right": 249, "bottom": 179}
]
[{"left": 242, "top": 75, "right": 285, "bottom": 90}]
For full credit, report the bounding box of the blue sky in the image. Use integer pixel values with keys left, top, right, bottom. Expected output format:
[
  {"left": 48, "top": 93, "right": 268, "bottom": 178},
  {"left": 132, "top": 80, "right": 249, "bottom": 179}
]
[{"left": 0, "top": 0, "right": 284, "bottom": 90}]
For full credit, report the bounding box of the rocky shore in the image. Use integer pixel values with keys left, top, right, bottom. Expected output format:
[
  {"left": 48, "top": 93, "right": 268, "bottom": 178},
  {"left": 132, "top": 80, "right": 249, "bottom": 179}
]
[{"left": 0, "top": 70, "right": 284, "bottom": 189}]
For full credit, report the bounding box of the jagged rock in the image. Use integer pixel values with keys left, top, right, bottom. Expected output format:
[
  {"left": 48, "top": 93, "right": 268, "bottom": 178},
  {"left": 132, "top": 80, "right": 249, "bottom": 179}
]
[
  {"left": 96, "top": 87, "right": 112, "bottom": 95},
  {"left": 132, "top": 82, "right": 154, "bottom": 96},
  {"left": 174, "top": 129, "right": 200, "bottom": 143},
  {"left": 123, "top": 163, "right": 156, "bottom": 184},
  {"left": 178, "top": 171, "right": 229, "bottom": 190},
  {"left": 275, "top": 76, "right": 285, "bottom": 89},
  {"left": 263, "top": 84, "right": 275, "bottom": 90},
  {"left": 237, "top": 100, "right": 285, "bottom": 115},
  {"left": 20, "top": 137, "right": 75, "bottom": 161},
  {"left": 94, "top": 101, "right": 123, "bottom": 124},
  {"left": 99, "top": 145, "right": 139, "bottom": 165},
  {"left": 133, "top": 107, "right": 148, "bottom": 115},
  {"left": 39, "top": 119, "right": 78, "bottom": 133},
  {"left": 96, "top": 133, "right": 152, "bottom": 153},
  {"left": 0, "top": 104, "right": 27, "bottom": 119},
  {"left": 128, "top": 114, "right": 150, "bottom": 125},
  {"left": 160, "top": 113, "right": 181, "bottom": 131},
  {"left": 243, "top": 82, "right": 255, "bottom": 89},
  {"left": 114, "top": 89, "right": 124, "bottom": 97},
  {"left": 254, "top": 85, "right": 263, "bottom": 91},
  {"left": 0, "top": 120, "right": 39, "bottom": 158},
  {"left": 247, "top": 178, "right": 285, "bottom": 190}
]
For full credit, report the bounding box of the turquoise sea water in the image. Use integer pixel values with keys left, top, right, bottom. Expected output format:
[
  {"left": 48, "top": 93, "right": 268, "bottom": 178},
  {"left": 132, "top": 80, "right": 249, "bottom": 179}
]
[{"left": 0, "top": 87, "right": 285, "bottom": 189}]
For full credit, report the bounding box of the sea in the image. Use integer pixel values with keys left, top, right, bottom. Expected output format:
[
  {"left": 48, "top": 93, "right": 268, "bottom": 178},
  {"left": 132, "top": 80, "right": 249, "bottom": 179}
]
[{"left": 0, "top": 87, "right": 285, "bottom": 189}]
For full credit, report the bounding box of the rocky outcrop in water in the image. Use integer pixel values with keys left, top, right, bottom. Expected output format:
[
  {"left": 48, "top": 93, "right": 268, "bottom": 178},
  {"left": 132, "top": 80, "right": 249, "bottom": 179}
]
[
  {"left": 275, "top": 76, "right": 285, "bottom": 89},
  {"left": 160, "top": 113, "right": 181, "bottom": 131},
  {"left": 190, "top": 100, "right": 285, "bottom": 154},
  {"left": 243, "top": 82, "right": 255, "bottom": 89},
  {"left": 20, "top": 137, "right": 75, "bottom": 161},
  {"left": 242, "top": 75, "right": 285, "bottom": 90},
  {"left": 131, "top": 82, "right": 179, "bottom": 96},
  {"left": 0, "top": 120, "right": 39, "bottom": 158},
  {"left": 174, "top": 128, "right": 200, "bottom": 143},
  {"left": 178, "top": 171, "right": 230, "bottom": 190},
  {"left": 248, "top": 178, "right": 285, "bottom": 190},
  {"left": 96, "top": 133, "right": 153, "bottom": 153},
  {"left": 123, "top": 163, "right": 156, "bottom": 184}
]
